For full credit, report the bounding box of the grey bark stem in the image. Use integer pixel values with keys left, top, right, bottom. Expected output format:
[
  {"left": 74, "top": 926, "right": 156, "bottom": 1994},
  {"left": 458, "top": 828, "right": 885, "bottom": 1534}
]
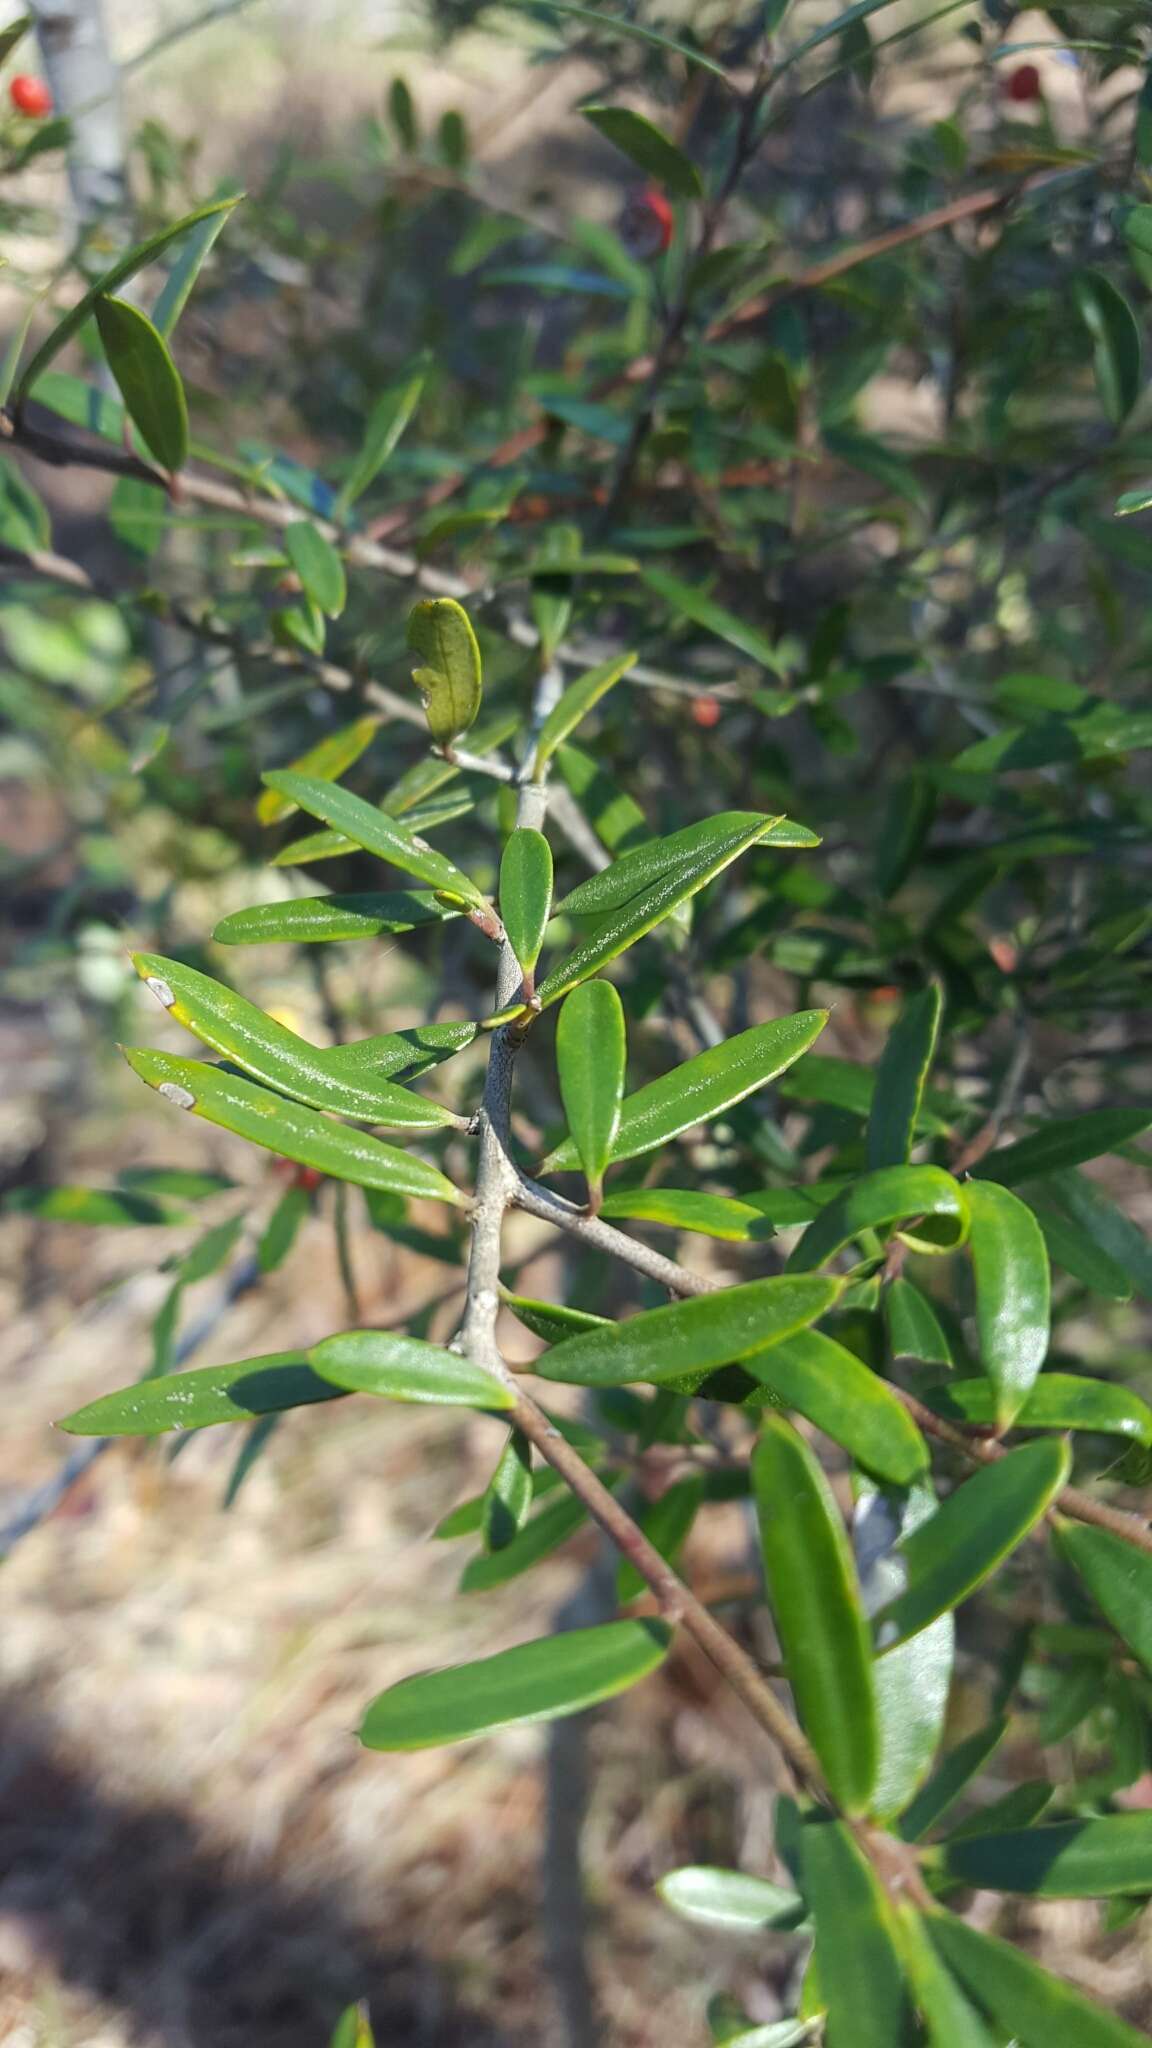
[{"left": 30, "top": 0, "right": 128, "bottom": 235}]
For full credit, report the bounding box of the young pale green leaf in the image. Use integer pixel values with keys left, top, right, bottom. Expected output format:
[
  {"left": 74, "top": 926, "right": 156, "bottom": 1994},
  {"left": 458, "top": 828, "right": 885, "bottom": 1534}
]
[
  {"left": 131, "top": 953, "right": 459, "bottom": 1128},
  {"left": 743, "top": 1330, "right": 927, "bottom": 1487},
  {"left": 257, "top": 1183, "right": 310, "bottom": 1274},
  {"left": 531, "top": 650, "right": 636, "bottom": 776},
  {"left": 556, "top": 979, "right": 626, "bottom": 1203},
  {"left": 213, "top": 891, "right": 458, "bottom": 945},
  {"left": 260, "top": 772, "right": 487, "bottom": 907},
  {"left": 897, "top": 1719, "right": 1008, "bottom": 1843},
  {"left": 283, "top": 521, "right": 346, "bottom": 618},
  {"left": 256, "top": 716, "right": 380, "bottom": 825},
  {"left": 966, "top": 1180, "right": 1050, "bottom": 1428},
  {"left": 535, "top": 1274, "right": 842, "bottom": 1389},
  {"left": 896, "top": 1908, "right": 1002, "bottom": 2048},
  {"left": 799, "top": 1820, "right": 908, "bottom": 2044},
  {"left": 544, "top": 1011, "right": 827, "bottom": 1171},
  {"left": 933, "top": 1815, "right": 1152, "bottom": 1898},
  {"left": 928, "top": 1909, "right": 1151, "bottom": 2047},
  {"left": 618, "top": 1474, "right": 703, "bottom": 1602},
  {"left": 59, "top": 1352, "right": 341, "bottom": 1437},
  {"left": 360, "top": 1619, "right": 671, "bottom": 1751},
  {"left": 755, "top": 1420, "right": 878, "bottom": 1812},
  {"left": 122, "top": 1048, "right": 462, "bottom": 1205},
  {"left": 921, "top": 1373, "right": 1152, "bottom": 1446},
  {"left": 656, "top": 1867, "right": 806, "bottom": 1934},
  {"left": 481, "top": 1429, "right": 534, "bottom": 1551},
  {"left": 94, "top": 296, "right": 189, "bottom": 472},
  {"left": 309, "top": 1330, "right": 512, "bottom": 1409},
  {"left": 406, "top": 597, "right": 483, "bottom": 747},
  {"left": 460, "top": 1489, "right": 591, "bottom": 1592},
  {"left": 858, "top": 1483, "right": 954, "bottom": 1822},
  {"left": 865, "top": 984, "right": 942, "bottom": 1171},
  {"left": 874, "top": 1439, "right": 1070, "bottom": 1652},
  {"left": 641, "top": 567, "right": 786, "bottom": 675},
  {"left": 787, "top": 1165, "right": 969, "bottom": 1271},
  {"left": 581, "top": 104, "right": 702, "bottom": 198},
  {"left": 1074, "top": 270, "right": 1143, "bottom": 424},
  {"left": 151, "top": 191, "right": 238, "bottom": 337},
  {"left": 1054, "top": 1520, "right": 1152, "bottom": 1678},
  {"left": 499, "top": 828, "right": 553, "bottom": 975},
  {"left": 599, "top": 1187, "right": 774, "bottom": 1241},
  {"left": 338, "top": 359, "right": 428, "bottom": 510},
  {"left": 884, "top": 1278, "right": 954, "bottom": 1367},
  {"left": 974, "top": 1109, "right": 1152, "bottom": 1187}
]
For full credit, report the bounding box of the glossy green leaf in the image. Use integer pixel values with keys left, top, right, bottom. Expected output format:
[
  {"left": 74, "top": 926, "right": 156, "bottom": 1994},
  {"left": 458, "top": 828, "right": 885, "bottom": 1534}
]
[
  {"left": 787, "top": 1166, "right": 969, "bottom": 1272},
  {"left": 503, "top": 1292, "right": 609, "bottom": 1346},
  {"left": 93, "top": 296, "right": 188, "bottom": 471},
  {"left": 309, "top": 1330, "right": 512, "bottom": 1409},
  {"left": 283, "top": 521, "right": 346, "bottom": 617},
  {"left": 1054, "top": 1520, "right": 1152, "bottom": 1678},
  {"left": 934, "top": 1815, "right": 1152, "bottom": 1897},
  {"left": 922, "top": 1373, "right": 1152, "bottom": 1445},
  {"left": 928, "top": 1908, "right": 1152, "bottom": 2046},
  {"left": 656, "top": 1867, "right": 806, "bottom": 1933},
  {"left": 975, "top": 1110, "right": 1152, "bottom": 1188},
  {"left": 754, "top": 1418, "right": 877, "bottom": 1812},
  {"left": 338, "top": 359, "right": 428, "bottom": 510},
  {"left": 966, "top": 1180, "right": 1050, "bottom": 1428},
  {"left": 531, "top": 650, "right": 636, "bottom": 775},
  {"left": 884, "top": 1278, "right": 953, "bottom": 1367},
  {"left": 874, "top": 1439, "right": 1070, "bottom": 1652},
  {"left": 1028, "top": 1196, "right": 1133, "bottom": 1299},
  {"left": 122, "top": 1048, "right": 463, "bottom": 1205},
  {"left": 460, "top": 1487, "right": 590, "bottom": 1591},
  {"left": 858, "top": 1482, "right": 954, "bottom": 1821},
  {"left": 261, "top": 772, "right": 486, "bottom": 907},
  {"left": 406, "top": 597, "right": 482, "bottom": 747},
  {"left": 898, "top": 1718, "right": 1008, "bottom": 1843},
  {"left": 799, "top": 1820, "right": 907, "bottom": 2043},
  {"left": 896, "top": 1908, "right": 1002, "bottom": 2048},
  {"left": 1041, "top": 1169, "right": 1152, "bottom": 1300},
  {"left": 544, "top": 1011, "right": 827, "bottom": 1170},
  {"left": 581, "top": 104, "right": 702, "bottom": 198},
  {"left": 359, "top": 1619, "right": 671, "bottom": 1750},
  {"left": 743, "top": 1330, "right": 927, "bottom": 1486},
  {"left": 556, "top": 979, "right": 626, "bottom": 1203},
  {"left": 599, "top": 1188, "right": 774, "bottom": 1240},
  {"left": 131, "top": 954, "right": 458, "bottom": 1128},
  {"left": 213, "top": 890, "right": 459, "bottom": 945},
  {"left": 256, "top": 716, "right": 380, "bottom": 825},
  {"left": 535, "top": 1274, "right": 841, "bottom": 1389},
  {"left": 866, "top": 984, "right": 942, "bottom": 1171},
  {"left": 500, "top": 828, "right": 553, "bottom": 974},
  {"left": 59, "top": 1352, "right": 341, "bottom": 1436},
  {"left": 618, "top": 1474, "right": 703, "bottom": 1602},
  {"left": 641, "top": 568, "right": 786, "bottom": 675},
  {"left": 944, "top": 1781, "right": 1054, "bottom": 1842},
  {"left": 151, "top": 191, "right": 237, "bottom": 337},
  {"left": 482, "top": 1429, "right": 534, "bottom": 1550},
  {"left": 1074, "top": 270, "right": 1143, "bottom": 424}
]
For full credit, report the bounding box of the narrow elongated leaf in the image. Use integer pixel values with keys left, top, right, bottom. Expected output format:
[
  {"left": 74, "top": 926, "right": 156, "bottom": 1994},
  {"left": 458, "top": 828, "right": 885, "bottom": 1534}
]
[
  {"left": 406, "top": 597, "right": 482, "bottom": 746},
  {"left": 544, "top": 1011, "right": 827, "bottom": 1170},
  {"left": 898, "top": 1719, "right": 1008, "bottom": 1843},
  {"left": 309, "top": 1331, "right": 512, "bottom": 1409},
  {"left": 151, "top": 192, "right": 237, "bottom": 337},
  {"left": 500, "top": 828, "right": 553, "bottom": 974},
  {"left": 787, "top": 1165, "right": 969, "bottom": 1271},
  {"left": 778, "top": 1054, "right": 952, "bottom": 1134},
  {"left": 94, "top": 296, "right": 188, "bottom": 471},
  {"left": 1028, "top": 1196, "right": 1133, "bottom": 1299},
  {"left": 59, "top": 1353, "right": 341, "bottom": 1436},
  {"left": 359, "top": 1619, "right": 671, "bottom": 1750},
  {"left": 799, "top": 1821, "right": 908, "bottom": 2044},
  {"left": 874, "top": 1439, "right": 1070, "bottom": 1652},
  {"left": 213, "top": 891, "right": 458, "bottom": 945},
  {"left": 4, "top": 1184, "right": 176, "bottom": 1226},
  {"left": 884, "top": 1278, "right": 953, "bottom": 1367},
  {"left": 857, "top": 1483, "right": 954, "bottom": 1821},
  {"left": 966, "top": 1180, "right": 1050, "bottom": 1428},
  {"left": 283, "top": 521, "right": 346, "bottom": 617},
  {"left": 131, "top": 954, "right": 458, "bottom": 1128},
  {"left": 532, "top": 650, "right": 636, "bottom": 775},
  {"left": 535, "top": 1274, "right": 841, "bottom": 1388},
  {"left": 1055, "top": 1520, "right": 1152, "bottom": 1678},
  {"left": 656, "top": 1867, "right": 806, "bottom": 1933},
  {"left": 504, "top": 1293, "right": 608, "bottom": 1344},
  {"left": 896, "top": 1908, "right": 1002, "bottom": 2048},
  {"left": 261, "top": 772, "right": 486, "bottom": 906},
  {"left": 338, "top": 360, "right": 428, "bottom": 509},
  {"left": 754, "top": 1418, "right": 878, "bottom": 1813},
  {"left": 1042, "top": 1169, "right": 1152, "bottom": 1299},
  {"left": 309, "top": 1020, "right": 474, "bottom": 1083},
  {"left": 929, "top": 1909, "right": 1152, "bottom": 2046},
  {"left": 461, "top": 1488, "right": 590, "bottom": 1591},
  {"left": 556, "top": 979, "right": 625, "bottom": 1204},
  {"left": 743, "top": 1330, "right": 927, "bottom": 1486},
  {"left": 975, "top": 1109, "right": 1152, "bottom": 1187},
  {"left": 581, "top": 105, "right": 702, "bottom": 198},
  {"left": 258, "top": 1183, "right": 309, "bottom": 1273},
  {"left": 618, "top": 1474, "right": 703, "bottom": 1602},
  {"left": 510, "top": 0, "right": 730, "bottom": 77},
  {"left": 642, "top": 568, "right": 786, "bottom": 674},
  {"left": 257, "top": 716, "right": 380, "bottom": 825},
  {"left": 122, "top": 1048, "right": 462, "bottom": 1205},
  {"left": 935, "top": 1815, "right": 1152, "bottom": 1897},
  {"left": 599, "top": 1187, "right": 774, "bottom": 1240},
  {"left": 866, "top": 985, "right": 942, "bottom": 1171},
  {"left": 922, "top": 1374, "right": 1152, "bottom": 1445},
  {"left": 482, "top": 1430, "right": 534, "bottom": 1550},
  {"left": 1075, "top": 271, "right": 1143, "bottom": 424}
]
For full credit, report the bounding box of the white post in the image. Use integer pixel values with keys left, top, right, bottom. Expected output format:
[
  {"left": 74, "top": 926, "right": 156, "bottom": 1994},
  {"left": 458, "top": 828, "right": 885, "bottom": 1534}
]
[{"left": 28, "top": 0, "right": 128, "bottom": 235}]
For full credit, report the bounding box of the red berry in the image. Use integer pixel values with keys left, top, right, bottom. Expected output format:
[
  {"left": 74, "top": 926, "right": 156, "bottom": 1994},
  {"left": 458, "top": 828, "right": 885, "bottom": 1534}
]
[
  {"left": 691, "top": 693, "right": 722, "bottom": 729},
  {"left": 293, "top": 1166, "right": 323, "bottom": 1193},
  {"left": 1005, "top": 63, "right": 1041, "bottom": 103},
  {"left": 9, "top": 74, "right": 52, "bottom": 118},
  {"left": 618, "top": 184, "right": 674, "bottom": 261}
]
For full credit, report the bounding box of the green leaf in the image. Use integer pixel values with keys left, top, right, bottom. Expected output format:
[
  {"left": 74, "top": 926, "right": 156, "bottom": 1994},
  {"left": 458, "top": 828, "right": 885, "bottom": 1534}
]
[
  {"left": 500, "top": 828, "right": 553, "bottom": 975},
  {"left": 503, "top": 1293, "right": 608, "bottom": 1345},
  {"left": 460, "top": 1488, "right": 591, "bottom": 1591},
  {"left": 860, "top": 1482, "right": 955, "bottom": 1822},
  {"left": 257, "top": 1183, "right": 310, "bottom": 1273},
  {"left": 928, "top": 1908, "right": 1152, "bottom": 2046},
  {"left": 122, "top": 1048, "right": 463, "bottom": 1205},
  {"left": 744, "top": 1331, "right": 927, "bottom": 1486},
  {"left": 309, "top": 1330, "right": 513, "bottom": 1409},
  {"left": 1115, "top": 485, "right": 1152, "bottom": 518},
  {"left": 3, "top": 1184, "right": 177, "bottom": 1226},
  {"left": 0, "top": 16, "right": 30, "bottom": 66},
  {"left": 656, "top": 1867, "right": 806, "bottom": 1934},
  {"left": 1041, "top": 1169, "right": 1152, "bottom": 1300},
  {"left": 151, "top": 190, "right": 237, "bottom": 337},
  {"left": 213, "top": 890, "right": 459, "bottom": 945},
  {"left": 535, "top": 1274, "right": 842, "bottom": 1389},
  {"left": 556, "top": 979, "right": 626, "bottom": 1203},
  {"left": 1054, "top": 1520, "right": 1152, "bottom": 1679},
  {"left": 874, "top": 1439, "right": 1070, "bottom": 1652},
  {"left": 482, "top": 1429, "right": 534, "bottom": 1550},
  {"left": 388, "top": 74, "right": 418, "bottom": 150},
  {"left": 507, "top": 0, "right": 730, "bottom": 78},
  {"left": 865, "top": 985, "right": 942, "bottom": 1171},
  {"left": 59, "top": 1352, "right": 341, "bottom": 1436},
  {"left": 130, "top": 953, "right": 458, "bottom": 1129},
  {"left": 283, "top": 521, "right": 346, "bottom": 618},
  {"left": 966, "top": 1180, "right": 1050, "bottom": 1428},
  {"left": 921, "top": 1373, "right": 1152, "bottom": 1445},
  {"left": 618, "top": 1474, "right": 703, "bottom": 1602},
  {"left": 876, "top": 771, "right": 935, "bottom": 899},
  {"left": 755, "top": 1420, "right": 877, "bottom": 1811},
  {"left": 532, "top": 650, "right": 636, "bottom": 775},
  {"left": 1028, "top": 1196, "right": 1133, "bottom": 1300},
  {"left": 330, "top": 1999, "right": 375, "bottom": 2048},
  {"left": 359, "top": 1618, "right": 671, "bottom": 1750},
  {"left": 779, "top": 1054, "right": 952, "bottom": 1134},
  {"left": 787, "top": 1166, "right": 969, "bottom": 1271},
  {"left": 898, "top": 1719, "right": 1008, "bottom": 1843},
  {"left": 580, "top": 104, "right": 702, "bottom": 199},
  {"left": 93, "top": 296, "right": 188, "bottom": 471},
  {"left": 799, "top": 1820, "right": 908, "bottom": 2044},
  {"left": 13, "top": 194, "right": 242, "bottom": 406},
  {"left": 544, "top": 1011, "right": 827, "bottom": 1169},
  {"left": 406, "top": 597, "right": 483, "bottom": 747},
  {"left": 933, "top": 1815, "right": 1152, "bottom": 1898},
  {"left": 261, "top": 772, "right": 486, "bottom": 907},
  {"left": 1074, "top": 271, "right": 1143, "bottom": 425},
  {"left": 884, "top": 1278, "right": 953, "bottom": 1367},
  {"left": 599, "top": 1187, "right": 775, "bottom": 1241},
  {"left": 974, "top": 1110, "right": 1152, "bottom": 1187},
  {"left": 338, "top": 359, "right": 428, "bottom": 509},
  {"left": 641, "top": 568, "right": 787, "bottom": 675},
  {"left": 256, "top": 716, "right": 380, "bottom": 825},
  {"left": 557, "top": 739, "right": 649, "bottom": 853},
  {"left": 896, "top": 1908, "right": 1002, "bottom": 2048}
]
